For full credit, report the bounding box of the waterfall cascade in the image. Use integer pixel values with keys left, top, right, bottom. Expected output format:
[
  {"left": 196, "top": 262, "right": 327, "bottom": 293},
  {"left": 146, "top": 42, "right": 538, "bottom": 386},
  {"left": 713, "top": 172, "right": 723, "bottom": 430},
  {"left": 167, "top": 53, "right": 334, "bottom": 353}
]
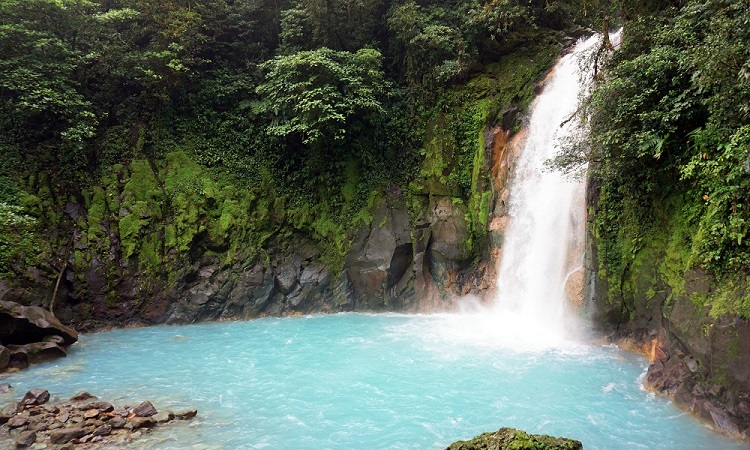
[{"left": 488, "top": 33, "right": 613, "bottom": 348}]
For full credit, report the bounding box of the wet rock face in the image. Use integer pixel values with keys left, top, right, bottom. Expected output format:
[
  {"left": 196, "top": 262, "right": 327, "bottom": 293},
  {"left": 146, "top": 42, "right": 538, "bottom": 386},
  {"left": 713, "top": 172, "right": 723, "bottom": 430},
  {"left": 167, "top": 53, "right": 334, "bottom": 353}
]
[
  {"left": 446, "top": 427, "right": 582, "bottom": 450},
  {"left": 587, "top": 220, "right": 750, "bottom": 439},
  {"left": 151, "top": 192, "right": 494, "bottom": 324}
]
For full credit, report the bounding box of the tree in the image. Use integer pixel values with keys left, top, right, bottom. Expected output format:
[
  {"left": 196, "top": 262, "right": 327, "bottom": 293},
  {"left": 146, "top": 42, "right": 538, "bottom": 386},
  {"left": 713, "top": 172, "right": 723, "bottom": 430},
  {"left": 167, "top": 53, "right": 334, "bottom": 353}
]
[
  {"left": 0, "top": 0, "right": 98, "bottom": 173},
  {"left": 256, "top": 47, "right": 389, "bottom": 146}
]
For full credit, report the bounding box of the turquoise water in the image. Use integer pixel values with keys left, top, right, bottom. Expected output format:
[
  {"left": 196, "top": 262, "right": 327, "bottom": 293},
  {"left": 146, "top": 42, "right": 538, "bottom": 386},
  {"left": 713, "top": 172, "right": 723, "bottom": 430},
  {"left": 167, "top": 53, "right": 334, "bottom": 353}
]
[{"left": 2, "top": 313, "right": 747, "bottom": 449}]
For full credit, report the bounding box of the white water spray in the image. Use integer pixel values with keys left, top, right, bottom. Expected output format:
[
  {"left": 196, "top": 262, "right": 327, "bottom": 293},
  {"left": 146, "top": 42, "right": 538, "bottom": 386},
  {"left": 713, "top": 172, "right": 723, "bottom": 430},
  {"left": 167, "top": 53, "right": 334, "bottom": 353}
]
[
  {"left": 432, "top": 33, "right": 619, "bottom": 351},
  {"left": 488, "top": 34, "right": 607, "bottom": 347}
]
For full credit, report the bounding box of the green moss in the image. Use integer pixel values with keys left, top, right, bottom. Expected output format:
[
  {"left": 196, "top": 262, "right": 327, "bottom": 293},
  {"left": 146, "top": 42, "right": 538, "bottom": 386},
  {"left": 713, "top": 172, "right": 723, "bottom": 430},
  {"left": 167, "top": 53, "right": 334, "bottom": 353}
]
[
  {"left": 118, "top": 212, "right": 149, "bottom": 259},
  {"left": 447, "top": 427, "right": 581, "bottom": 450},
  {"left": 87, "top": 187, "right": 108, "bottom": 243},
  {"left": 139, "top": 235, "right": 161, "bottom": 271}
]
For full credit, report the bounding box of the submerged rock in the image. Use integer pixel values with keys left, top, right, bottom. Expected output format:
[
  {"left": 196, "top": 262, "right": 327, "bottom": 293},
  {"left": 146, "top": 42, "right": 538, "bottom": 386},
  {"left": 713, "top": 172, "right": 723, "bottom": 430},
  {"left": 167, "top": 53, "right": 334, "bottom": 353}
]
[
  {"left": 69, "top": 391, "right": 96, "bottom": 402},
  {"left": 175, "top": 408, "right": 197, "bottom": 420},
  {"left": 447, "top": 427, "right": 582, "bottom": 450}
]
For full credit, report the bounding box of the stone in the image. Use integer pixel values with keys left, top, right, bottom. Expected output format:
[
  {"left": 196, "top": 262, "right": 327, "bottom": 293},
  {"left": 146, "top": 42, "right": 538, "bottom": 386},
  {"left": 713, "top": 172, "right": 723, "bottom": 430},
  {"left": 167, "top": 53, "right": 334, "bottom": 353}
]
[
  {"left": 0, "top": 300, "right": 78, "bottom": 345},
  {"left": 93, "top": 424, "right": 112, "bottom": 436},
  {"left": 0, "top": 402, "right": 16, "bottom": 424},
  {"left": 48, "top": 427, "right": 87, "bottom": 444},
  {"left": 706, "top": 403, "right": 740, "bottom": 436},
  {"left": 7, "top": 416, "right": 28, "bottom": 428},
  {"left": 83, "top": 409, "right": 99, "bottom": 419},
  {"left": 8, "top": 342, "right": 67, "bottom": 365},
  {"left": 0, "top": 347, "right": 10, "bottom": 371},
  {"left": 27, "top": 420, "right": 47, "bottom": 432},
  {"left": 133, "top": 401, "right": 157, "bottom": 417},
  {"left": 7, "top": 351, "right": 29, "bottom": 370},
  {"left": 70, "top": 391, "right": 96, "bottom": 402},
  {"left": 21, "top": 389, "right": 49, "bottom": 406},
  {"left": 15, "top": 430, "right": 36, "bottom": 447},
  {"left": 129, "top": 416, "right": 156, "bottom": 429},
  {"left": 83, "top": 401, "right": 113, "bottom": 412},
  {"left": 446, "top": 427, "right": 582, "bottom": 450},
  {"left": 153, "top": 410, "right": 174, "bottom": 423},
  {"left": 0, "top": 382, "right": 12, "bottom": 393},
  {"left": 85, "top": 418, "right": 104, "bottom": 428},
  {"left": 174, "top": 408, "right": 198, "bottom": 420},
  {"left": 108, "top": 415, "right": 126, "bottom": 428}
]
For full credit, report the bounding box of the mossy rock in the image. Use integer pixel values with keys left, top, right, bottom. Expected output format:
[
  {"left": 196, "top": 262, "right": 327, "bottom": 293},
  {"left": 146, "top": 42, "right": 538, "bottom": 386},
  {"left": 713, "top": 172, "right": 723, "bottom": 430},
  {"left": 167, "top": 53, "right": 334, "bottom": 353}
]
[{"left": 447, "top": 428, "right": 582, "bottom": 450}]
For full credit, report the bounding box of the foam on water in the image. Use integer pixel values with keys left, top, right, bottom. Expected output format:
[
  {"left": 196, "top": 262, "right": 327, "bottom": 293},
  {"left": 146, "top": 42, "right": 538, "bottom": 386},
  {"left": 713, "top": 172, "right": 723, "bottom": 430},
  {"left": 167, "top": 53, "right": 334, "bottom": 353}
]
[{"left": 3, "top": 314, "right": 748, "bottom": 450}]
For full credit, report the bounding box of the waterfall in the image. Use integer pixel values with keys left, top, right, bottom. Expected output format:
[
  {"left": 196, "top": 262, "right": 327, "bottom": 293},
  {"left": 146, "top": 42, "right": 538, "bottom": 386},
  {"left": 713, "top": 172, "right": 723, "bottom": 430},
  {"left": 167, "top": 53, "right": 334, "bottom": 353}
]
[{"left": 489, "top": 34, "right": 609, "bottom": 348}]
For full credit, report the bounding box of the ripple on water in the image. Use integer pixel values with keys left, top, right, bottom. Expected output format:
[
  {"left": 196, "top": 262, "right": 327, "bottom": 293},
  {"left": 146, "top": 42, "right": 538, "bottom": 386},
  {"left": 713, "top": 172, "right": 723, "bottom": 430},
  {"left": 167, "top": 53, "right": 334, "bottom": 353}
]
[{"left": 2, "top": 314, "right": 749, "bottom": 450}]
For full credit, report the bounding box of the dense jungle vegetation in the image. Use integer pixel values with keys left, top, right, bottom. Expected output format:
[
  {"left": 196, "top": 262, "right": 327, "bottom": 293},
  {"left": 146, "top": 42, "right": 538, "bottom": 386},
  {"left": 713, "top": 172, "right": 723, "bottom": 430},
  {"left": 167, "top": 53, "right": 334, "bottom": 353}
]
[
  {"left": 0, "top": 0, "right": 610, "bottom": 291},
  {"left": 1, "top": 0, "right": 749, "bottom": 321},
  {"left": 573, "top": 0, "right": 750, "bottom": 319}
]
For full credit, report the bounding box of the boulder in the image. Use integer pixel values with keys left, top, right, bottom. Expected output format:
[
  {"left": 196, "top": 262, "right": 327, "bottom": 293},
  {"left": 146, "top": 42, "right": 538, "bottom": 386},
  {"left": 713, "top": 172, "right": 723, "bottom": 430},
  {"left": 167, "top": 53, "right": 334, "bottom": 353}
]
[
  {"left": 7, "top": 351, "right": 29, "bottom": 370},
  {"left": 153, "top": 410, "right": 174, "bottom": 423},
  {"left": 447, "top": 427, "right": 582, "bottom": 450},
  {"left": 0, "top": 300, "right": 78, "bottom": 345},
  {"left": 132, "top": 400, "right": 157, "bottom": 417},
  {"left": 21, "top": 389, "right": 50, "bottom": 406},
  {"left": 8, "top": 342, "right": 67, "bottom": 365},
  {"left": 129, "top": 416, "right": 156, "bottom": 429}
]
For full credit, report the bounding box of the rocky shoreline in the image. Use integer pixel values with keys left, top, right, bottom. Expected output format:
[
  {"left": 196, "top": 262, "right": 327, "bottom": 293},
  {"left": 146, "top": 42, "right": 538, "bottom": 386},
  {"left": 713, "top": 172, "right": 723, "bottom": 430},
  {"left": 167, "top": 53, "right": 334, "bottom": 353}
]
[
  {"left": 613, "top": 336, "right": 750, "bottom": 443},
  {"left": 0, "top": 388, "right": 196, "bottom": 448}
]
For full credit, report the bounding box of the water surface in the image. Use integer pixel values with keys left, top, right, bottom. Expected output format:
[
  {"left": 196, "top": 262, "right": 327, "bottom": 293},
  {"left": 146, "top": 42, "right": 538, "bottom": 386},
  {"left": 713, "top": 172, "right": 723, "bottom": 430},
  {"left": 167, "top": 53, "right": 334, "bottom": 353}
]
[{"left": 2, "top": 313, "right": 747, "bottom": 450}]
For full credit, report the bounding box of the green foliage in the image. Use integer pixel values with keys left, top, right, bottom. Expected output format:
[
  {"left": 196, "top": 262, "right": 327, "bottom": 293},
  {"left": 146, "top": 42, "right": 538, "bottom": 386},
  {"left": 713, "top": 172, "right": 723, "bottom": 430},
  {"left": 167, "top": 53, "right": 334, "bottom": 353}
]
[
  {"left": 0, "top": 202, "right": 40, "bottom": 281},
  {"left": 567, "top": 0, "right": 750, "bottom": 319},
  {"left": 256, "top": 47, "right": 389, "bottom": 145},
  {"left": 0, "top": 0, "right": 607, "bottom": 303}
]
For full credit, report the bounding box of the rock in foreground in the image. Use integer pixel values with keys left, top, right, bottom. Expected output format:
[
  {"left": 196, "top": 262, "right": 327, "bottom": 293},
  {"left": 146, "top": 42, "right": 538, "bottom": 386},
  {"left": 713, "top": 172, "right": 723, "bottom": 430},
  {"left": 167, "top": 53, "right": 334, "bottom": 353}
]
[
  {"left": 447, "top": 427, "right": 582, "bottom": 450},
  {"left": 0, "top": 389, "right": 197, "bottom": 448}
]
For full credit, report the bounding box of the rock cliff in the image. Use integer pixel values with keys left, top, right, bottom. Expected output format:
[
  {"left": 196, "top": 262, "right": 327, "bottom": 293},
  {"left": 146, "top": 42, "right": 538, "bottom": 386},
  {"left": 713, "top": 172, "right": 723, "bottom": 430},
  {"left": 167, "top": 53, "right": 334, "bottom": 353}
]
[{"left": 585, "top": 185, "right": 750, "bottom": 440}]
